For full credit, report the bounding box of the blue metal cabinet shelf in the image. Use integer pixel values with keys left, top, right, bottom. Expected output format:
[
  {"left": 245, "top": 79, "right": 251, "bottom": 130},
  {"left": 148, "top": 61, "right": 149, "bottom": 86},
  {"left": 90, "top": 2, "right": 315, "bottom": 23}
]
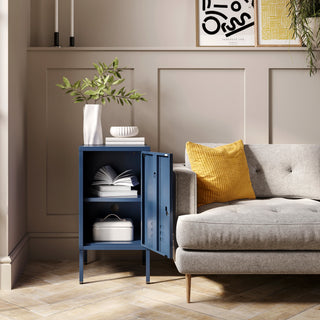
[
  {"left": 84, "top": 196, "right": 142, "bottom": 203},
  {"left": 79, "top": 145, "right": 173, "bottom": 284},
  {"left": 83, "top": 240, "right": 143, "bottom": 250}
]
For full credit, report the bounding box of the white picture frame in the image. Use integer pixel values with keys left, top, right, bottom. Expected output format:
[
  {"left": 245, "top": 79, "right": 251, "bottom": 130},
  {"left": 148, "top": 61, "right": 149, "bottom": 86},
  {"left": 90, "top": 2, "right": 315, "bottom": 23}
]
[{"left": 197, "top": 0, "right": 255, "bottom": 46}]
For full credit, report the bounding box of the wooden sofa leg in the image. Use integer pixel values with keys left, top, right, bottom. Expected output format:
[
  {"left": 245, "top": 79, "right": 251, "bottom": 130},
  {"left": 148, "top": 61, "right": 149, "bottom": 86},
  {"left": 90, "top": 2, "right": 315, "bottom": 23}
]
[{"left": 186, "top": 274, "right": 191, "bottom": 303}]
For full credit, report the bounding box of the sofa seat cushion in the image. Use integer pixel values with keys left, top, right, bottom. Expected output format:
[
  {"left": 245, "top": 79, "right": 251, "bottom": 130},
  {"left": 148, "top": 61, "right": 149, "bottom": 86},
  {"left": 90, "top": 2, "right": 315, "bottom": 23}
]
[{"left": 176, "top": 198, "right": 320, "bottom": 250}]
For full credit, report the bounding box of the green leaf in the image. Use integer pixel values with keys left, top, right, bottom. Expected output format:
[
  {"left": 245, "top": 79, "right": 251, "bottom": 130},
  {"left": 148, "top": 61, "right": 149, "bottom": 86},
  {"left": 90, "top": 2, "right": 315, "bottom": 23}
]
[
  {"left": 84, "top": 90, "right": 97, "bottom": 96},
  {"left": 113, "top": 79, "right": 125, "bottom": 86},
  {"left": 113, "top": 57, "right": 119, "bottom": 69},
  {"left": 84, "top": 78, "right": 92, "bottom": 87},
  {"left": 63, "top": 77, "right": 71, "bottom": 88},
  {"left": 56, "top": 84, "right": 65, "bottom": 89},
  {"left": 74, "top": 80, "right": 81, "bottom": 89},
  {"left": 81, "top": 82, "right": 88, "bottom": 90},
  {"left": 104, "top": 75, "right": 110, "bottom": 85}
]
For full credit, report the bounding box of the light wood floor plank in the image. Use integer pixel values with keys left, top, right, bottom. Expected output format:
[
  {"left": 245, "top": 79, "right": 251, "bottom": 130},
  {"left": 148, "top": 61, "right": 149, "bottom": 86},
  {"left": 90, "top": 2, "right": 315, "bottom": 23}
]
[{"left": 0, "top": 259, "right": 319, "bottom": 319}]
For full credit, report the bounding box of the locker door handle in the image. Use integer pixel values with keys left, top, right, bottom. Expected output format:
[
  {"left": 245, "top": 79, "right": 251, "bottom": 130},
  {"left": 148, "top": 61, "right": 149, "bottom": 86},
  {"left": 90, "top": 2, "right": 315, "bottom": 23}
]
[{"left": 165, "top": 206, "right": 168, "bottom": 216}]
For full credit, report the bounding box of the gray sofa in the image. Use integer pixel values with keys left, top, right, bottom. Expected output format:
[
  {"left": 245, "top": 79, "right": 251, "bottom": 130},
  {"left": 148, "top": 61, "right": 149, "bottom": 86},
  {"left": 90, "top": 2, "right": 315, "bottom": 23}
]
[{"left": 173, "top": 144, "right": 320, "bottom": 303}]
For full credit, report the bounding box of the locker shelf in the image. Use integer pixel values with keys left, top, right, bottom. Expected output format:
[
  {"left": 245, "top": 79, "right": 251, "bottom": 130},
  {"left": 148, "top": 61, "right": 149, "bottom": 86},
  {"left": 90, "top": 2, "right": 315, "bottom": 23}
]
[
  {"left": 84, "top": 196, "right": 141, "bottom": 203},
  {"left": 83, "top": 240, "right": 144, "bottom": 250}
]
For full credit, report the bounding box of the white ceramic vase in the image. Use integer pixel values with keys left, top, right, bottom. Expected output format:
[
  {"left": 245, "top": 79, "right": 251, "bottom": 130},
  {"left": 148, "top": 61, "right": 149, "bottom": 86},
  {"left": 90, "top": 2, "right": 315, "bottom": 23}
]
[{"left": 83, "top": 104, "right": 103, "bottom": 145}]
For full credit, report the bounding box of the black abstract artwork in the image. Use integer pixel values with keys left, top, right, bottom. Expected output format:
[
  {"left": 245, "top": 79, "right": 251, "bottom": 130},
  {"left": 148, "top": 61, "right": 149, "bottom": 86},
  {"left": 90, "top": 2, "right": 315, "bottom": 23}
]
[{"left": 198, "top": 0, "right": 255, "bottom": 46}]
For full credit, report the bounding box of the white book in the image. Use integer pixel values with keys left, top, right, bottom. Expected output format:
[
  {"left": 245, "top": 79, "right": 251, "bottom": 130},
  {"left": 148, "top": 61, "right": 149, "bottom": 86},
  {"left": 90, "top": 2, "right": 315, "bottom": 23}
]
[
  {"left": 92, "top": 189, "right": 138, "bottom": 197},
  {"left": 105, "top": 137, "right": 145, "bottom": 142},
  {"left": 92, "top": 165, "right": 139, "bottom": 187},
  {"left": 94, "top": 185, "right": 132, "bottom": 191},
  {"left": 105, "top": 141, "right": 145, "bottom": 145}
]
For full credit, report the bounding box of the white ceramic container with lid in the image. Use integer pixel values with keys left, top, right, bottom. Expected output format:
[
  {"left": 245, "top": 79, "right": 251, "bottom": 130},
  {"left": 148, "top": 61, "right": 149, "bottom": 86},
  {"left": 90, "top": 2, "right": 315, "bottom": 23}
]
[{"left": 93, "top": 214, "right": 134, "bottom": 241}]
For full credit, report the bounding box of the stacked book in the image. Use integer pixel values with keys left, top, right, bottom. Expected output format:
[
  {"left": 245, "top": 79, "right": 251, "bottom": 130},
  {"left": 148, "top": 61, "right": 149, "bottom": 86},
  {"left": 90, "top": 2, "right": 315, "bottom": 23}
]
[
  {"left": 105, "top": 137, "right": 145, "bottom": 145},
  {"left": 92, "top": 165, "right": 139, "bottom": 198}
]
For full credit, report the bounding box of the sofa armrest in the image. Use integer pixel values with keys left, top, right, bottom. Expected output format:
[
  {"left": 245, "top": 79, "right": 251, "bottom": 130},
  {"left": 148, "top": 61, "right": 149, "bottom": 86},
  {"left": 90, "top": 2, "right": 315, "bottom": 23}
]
[{"left": 173, "top": 163, "right": 197, "bottom": 216}]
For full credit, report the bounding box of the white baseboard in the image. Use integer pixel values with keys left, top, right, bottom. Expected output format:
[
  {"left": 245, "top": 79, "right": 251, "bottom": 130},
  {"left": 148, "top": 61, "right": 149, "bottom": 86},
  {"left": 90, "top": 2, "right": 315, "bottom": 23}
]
[
  {"left": 10, "top": 234, "right": 29, "bottom": 289},
  {"left": 0, "top": 256, "right": 12, "bottom": 290},
  {"left": 0, "top": 233, "right": 29, "bottom": 290}
]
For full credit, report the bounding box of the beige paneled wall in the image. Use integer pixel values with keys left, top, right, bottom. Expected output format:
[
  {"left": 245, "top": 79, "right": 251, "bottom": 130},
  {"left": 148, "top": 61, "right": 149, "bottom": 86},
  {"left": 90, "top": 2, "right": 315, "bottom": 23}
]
[
  {"left": 0, "top": 0, "right": 29, "bottom": 290},
  {"left": 8, "top": 0, "right": 29, "bottom": 254},
  {"left": 27, "top": 47, "right": 319, "bottom": 259},
  {"left": 159, "top": 68, "right": 245, "bottom": 159},
  {"left": 8, "top": 0, "right": 30, "bottom": 288},
  {"left": 0, "top": 0, "right": 9, "bottom": 270},
  {"left": 270, "top": 69, "right": 320, "bottom": 144},
  {"left": 30, "top": 0, "right": 195, "bottom": 47}
]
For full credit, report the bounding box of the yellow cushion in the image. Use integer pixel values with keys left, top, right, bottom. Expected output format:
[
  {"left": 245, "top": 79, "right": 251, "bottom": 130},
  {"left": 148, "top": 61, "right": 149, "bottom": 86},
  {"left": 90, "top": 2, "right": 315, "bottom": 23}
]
[{"left": 186, "top": 140, "right": 256, "bottom": 206}]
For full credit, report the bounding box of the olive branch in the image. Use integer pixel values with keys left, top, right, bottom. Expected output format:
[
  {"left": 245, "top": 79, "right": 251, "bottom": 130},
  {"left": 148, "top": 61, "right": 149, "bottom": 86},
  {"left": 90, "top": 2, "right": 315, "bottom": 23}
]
[{"left": 57, "top": 57, "right": 146, "bottom": 105}]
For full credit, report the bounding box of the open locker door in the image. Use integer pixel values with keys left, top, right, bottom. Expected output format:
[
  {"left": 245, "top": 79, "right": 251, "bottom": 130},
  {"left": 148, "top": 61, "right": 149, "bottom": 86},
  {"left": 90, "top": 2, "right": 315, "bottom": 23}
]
[{"left": 141, "top": 152, "right": 173, "bottom": 259}]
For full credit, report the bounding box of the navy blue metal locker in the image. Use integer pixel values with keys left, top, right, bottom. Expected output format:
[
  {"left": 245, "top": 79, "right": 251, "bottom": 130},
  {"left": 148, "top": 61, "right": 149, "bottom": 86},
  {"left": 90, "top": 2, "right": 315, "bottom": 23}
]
[{"left": 79, "top": 146, "right": 173, "bottom": 284}]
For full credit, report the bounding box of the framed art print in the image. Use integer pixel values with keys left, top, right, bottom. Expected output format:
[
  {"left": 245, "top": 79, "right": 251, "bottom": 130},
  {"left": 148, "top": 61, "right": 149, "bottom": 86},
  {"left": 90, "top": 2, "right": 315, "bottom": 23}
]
[
  {"left": 197, "top": 0, "right": 255, "bottom": 46},
  {"left": 255, "top": 0, "right": 301, "bottom": 46}
]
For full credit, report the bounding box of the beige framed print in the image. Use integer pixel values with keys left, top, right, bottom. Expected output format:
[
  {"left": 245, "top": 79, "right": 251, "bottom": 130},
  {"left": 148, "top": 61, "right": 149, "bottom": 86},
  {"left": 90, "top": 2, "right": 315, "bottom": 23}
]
[
  {"left": 255, "top": 0, "right": 301, "bottom": 46},
  {"left": 197, "top": 0, "right": 255, "bottom": 46}
]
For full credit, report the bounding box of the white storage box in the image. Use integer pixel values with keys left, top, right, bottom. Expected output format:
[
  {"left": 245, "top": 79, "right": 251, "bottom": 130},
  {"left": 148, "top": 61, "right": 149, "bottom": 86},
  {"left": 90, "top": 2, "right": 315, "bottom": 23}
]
[{"left": 93, "top": 214, "right": 133, "bottom": 241}]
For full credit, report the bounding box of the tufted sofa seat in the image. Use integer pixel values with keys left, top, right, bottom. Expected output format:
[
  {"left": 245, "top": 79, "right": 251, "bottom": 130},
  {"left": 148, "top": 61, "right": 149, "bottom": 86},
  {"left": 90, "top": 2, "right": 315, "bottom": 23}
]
[
  {"left": 173, "top": 144, "right": 320, "bottom": 302},
  {"left": 177, "top": 198, "right": 320, "bottom": 251}
]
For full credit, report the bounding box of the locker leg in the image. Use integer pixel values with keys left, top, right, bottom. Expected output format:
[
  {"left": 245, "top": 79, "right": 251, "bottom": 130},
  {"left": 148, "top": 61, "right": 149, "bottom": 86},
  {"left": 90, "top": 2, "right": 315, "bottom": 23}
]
[
  {"left": 142, "top": 250, "right": 146, "bottom": 265},
  {"left": 79, "top": 250, "right": 84, "bottom": 284},
  {"left": 145, "top": 249, "right": 150, "bottom": 284}
]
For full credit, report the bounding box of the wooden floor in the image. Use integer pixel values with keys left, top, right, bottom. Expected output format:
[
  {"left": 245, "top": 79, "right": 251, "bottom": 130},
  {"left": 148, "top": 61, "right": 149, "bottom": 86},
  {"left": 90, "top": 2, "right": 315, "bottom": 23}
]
[{"left": 1, "top": 258, "right": 320, "bottom": 319}]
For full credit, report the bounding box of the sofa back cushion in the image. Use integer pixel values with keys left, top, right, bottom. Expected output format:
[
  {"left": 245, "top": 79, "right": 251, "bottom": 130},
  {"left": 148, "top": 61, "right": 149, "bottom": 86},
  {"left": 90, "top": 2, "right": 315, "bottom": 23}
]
[{"left": 185, "top": 143, "right": 320, "bottom": 199}]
